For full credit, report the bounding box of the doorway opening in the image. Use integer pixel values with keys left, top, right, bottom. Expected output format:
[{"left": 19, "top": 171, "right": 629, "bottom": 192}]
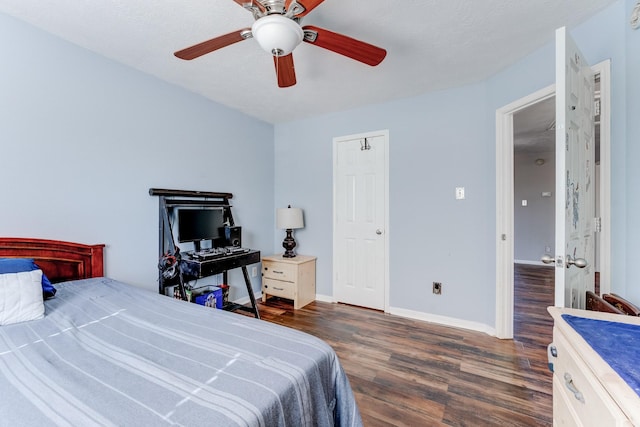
[
  {"left": 495, "top": 60, "right": 610, "bottom": 339},
  {"left": 513, "top": 96, "right": 556, "bottom": 267}
]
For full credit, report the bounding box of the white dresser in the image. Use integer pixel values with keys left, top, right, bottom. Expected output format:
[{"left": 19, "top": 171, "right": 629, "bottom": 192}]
[{"left": 548, "top": 307, "right": 640, "bottom": 426}]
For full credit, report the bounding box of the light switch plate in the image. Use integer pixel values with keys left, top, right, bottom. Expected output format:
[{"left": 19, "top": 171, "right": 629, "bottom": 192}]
[{"left": 455, "top": 187, "right": 465, "bottom": 200}]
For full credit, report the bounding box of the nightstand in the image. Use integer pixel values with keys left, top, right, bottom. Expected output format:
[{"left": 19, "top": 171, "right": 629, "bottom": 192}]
[{"left": 261, "top": 255, "right": 316, "bottom": 309}]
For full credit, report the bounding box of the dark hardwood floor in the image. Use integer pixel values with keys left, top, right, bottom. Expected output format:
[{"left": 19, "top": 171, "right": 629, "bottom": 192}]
[{"left": 250, "top": 264, "right": 555, "bottom": 426}]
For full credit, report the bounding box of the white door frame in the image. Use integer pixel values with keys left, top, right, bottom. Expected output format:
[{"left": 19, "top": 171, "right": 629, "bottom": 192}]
[
  {"left": 332, "top": 129, "right": 390, "bottom": 312},
  {"left": 495, "top": 60, "right": 611, "bottom": 339}
]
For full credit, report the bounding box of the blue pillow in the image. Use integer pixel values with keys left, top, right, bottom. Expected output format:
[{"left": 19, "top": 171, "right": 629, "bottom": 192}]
[{"left": 0, "top": 258, "right": 56, "bottom": 298}]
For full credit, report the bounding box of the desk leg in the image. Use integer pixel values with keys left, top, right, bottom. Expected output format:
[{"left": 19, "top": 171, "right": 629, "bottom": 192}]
[{"left": 242, "top": 266, "right": 260, "bottom": 319}]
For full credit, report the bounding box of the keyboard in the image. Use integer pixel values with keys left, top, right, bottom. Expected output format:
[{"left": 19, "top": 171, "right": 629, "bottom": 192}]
[
  {"left": 227, "top": 247, "right": 250, "bottom": 254},
  {"left": 189, "top": 247, "right": 249, "bottom": 260}
]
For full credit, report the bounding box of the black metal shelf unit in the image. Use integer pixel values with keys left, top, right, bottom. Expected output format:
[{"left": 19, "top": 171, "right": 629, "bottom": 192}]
[{"left": 149, "top": 188, "right": 260, "bottom": 318}]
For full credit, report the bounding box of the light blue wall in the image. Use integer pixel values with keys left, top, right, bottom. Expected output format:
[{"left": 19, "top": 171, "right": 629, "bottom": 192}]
[
  {"left": 2, "top": 0, "right": 638, "bottom": 326},
  {"left": 275, "top": 81, "right": 497, "bottom": 325},
  {"left": 573, "top": 1, "right": 629, "bottom": 296},
  {"left": 624, "top": 0, "right": 640, "bottom": 303},
  {"left": 274, "top": 0, "right": 639, "bottom": 327},
  {"left": 0, "top": 13, "right": 274, "bottom": 298},
  {"left": 514, "top": 151, "right": 556, "bottom": 262},
  {"left": 487, "top": 0, "right": 631, "bottom": 293}
]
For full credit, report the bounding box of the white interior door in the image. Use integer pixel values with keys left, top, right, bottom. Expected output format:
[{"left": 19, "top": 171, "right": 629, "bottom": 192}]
[
  {"left": 333, "top": 131, "right": 388, "bottom": 310},
  {"left": 554, "top": 27, "right": 595, "bottom": 308}
]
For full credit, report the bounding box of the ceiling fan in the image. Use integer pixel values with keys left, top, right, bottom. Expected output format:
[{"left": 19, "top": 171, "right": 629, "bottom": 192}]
[{"left": 174, "top": 0, "right": 387, "bottom": 88}]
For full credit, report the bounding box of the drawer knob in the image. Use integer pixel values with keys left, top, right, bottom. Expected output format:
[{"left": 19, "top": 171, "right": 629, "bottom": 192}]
[
  {"left": 563, "top": 373, "right": 585, "bottom": 404},
  {"left": 547, "top": 344, "right": 557, "bottom": 372}
]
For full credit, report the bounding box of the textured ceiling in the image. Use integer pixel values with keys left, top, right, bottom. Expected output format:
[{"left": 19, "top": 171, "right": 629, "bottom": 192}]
[
  {"left": 0, "top": 0, "right": 617, "bottom": 124},
  {"left": 514, "top": 96, "right": 556, "bottom": 154}
]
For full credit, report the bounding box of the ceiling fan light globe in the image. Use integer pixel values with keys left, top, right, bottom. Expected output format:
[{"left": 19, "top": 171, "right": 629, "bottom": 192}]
[{"left": 251, "top": 15, "right": 303, "bottom": 56}]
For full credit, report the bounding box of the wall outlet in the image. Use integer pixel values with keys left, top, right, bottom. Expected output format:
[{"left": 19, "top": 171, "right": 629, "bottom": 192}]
[
  {"left": 433, "top": 282, "right": 442, "bottom": 295},
  {"left": 251, "top": 266, "right": 258, "bottom": 277}
]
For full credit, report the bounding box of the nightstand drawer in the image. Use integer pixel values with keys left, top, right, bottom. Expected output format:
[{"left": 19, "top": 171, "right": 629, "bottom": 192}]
[
  {"left": 262, "top": 261, "right": 296, "bottom": 282},
  {"left": 262, "top": 278, "right": 295, "bottom": 299}
]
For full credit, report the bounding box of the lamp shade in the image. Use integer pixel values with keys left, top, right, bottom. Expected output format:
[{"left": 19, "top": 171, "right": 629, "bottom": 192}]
[
  {"left": 276, "top": 207, "right": 304, "bottom": 229},
  {"left": 251, "top": 15, "right": 303, "bottom": 56}
]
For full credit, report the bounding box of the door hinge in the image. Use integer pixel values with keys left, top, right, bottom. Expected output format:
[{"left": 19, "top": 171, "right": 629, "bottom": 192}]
[{"left": 594, "top": 217, "right": 602, "bottom": 233}]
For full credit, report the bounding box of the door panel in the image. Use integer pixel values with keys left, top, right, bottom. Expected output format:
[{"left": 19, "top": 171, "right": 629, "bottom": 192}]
[
  {"left": 555, "top": 27, "right": 595, "bottom": 309},
  {"left": 334, "top": 132, "right": 387, "bottom": 310}
]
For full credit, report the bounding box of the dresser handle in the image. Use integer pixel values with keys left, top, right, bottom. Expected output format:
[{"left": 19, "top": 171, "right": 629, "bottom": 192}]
[
  {"left": 547, "top": 344, "right": 557, "bottom": 372},
  {"left": 563, "top": 373, "right": 585, "bottom": 403},
  {"left": 273, "top": 287, "right": 284, "bottom": 291},
  {"left": 273, "top": 270, "right": 284, "bottom": 274}
]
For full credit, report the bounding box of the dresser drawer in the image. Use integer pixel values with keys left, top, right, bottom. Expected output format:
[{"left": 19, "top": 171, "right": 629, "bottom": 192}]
[
  {"left": 553, "top": 329, "right": 630, "bottom": 426},
  {"left": 262, "top": 278, "right": 295, "bottom": 299},
  {"left": 553, "top": 374, "right": 582, "bottom": 426},
  {"left": 262, "top": 261, "right": 296, "bottom": 282}
]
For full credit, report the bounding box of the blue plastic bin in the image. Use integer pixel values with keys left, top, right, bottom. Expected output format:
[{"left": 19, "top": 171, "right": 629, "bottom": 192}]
[{"left": 194, "top": 286, "right": 223, "bottom": 309}]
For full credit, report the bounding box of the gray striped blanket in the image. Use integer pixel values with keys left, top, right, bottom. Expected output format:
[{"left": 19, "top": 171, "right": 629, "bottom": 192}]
[{"left": 0, "top": 278, "right": 362, "bottom": 426}]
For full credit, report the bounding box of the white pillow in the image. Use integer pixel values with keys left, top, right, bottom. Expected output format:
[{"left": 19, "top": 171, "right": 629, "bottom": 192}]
[{"left": 0, "top": 269, "right": 45, "bottom": 326}]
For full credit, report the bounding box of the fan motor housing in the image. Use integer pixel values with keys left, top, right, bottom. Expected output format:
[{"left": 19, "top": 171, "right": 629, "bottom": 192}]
[{"left": 251, "top": 15, "right": 303, "bottom": 56}]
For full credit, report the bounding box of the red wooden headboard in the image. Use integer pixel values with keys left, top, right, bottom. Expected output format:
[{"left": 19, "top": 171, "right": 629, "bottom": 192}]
[{"left": 0, "top": 238, "right": 105, "bottom": 283}]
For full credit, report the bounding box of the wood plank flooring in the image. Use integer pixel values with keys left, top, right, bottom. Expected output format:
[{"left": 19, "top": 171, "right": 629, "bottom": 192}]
[{"left": 249, "top": 264, "right": 555, "bottom": 426}]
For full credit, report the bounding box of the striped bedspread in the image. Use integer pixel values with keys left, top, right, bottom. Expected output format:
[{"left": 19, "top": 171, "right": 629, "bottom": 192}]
[{"left": 0, "top": 278, "right": 362, "bottom": 426}]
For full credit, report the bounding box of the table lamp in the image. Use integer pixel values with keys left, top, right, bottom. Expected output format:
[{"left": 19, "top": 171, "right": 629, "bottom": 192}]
[{"left": 276, "top": 205, "right": 304, "bottom": 258}]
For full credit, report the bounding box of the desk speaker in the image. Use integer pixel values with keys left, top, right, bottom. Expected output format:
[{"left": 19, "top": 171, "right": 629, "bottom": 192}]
[{"left": 225, "top": 226, "right": 242, "bottom": 247}]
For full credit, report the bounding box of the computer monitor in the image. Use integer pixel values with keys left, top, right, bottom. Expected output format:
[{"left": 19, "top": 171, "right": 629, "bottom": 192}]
[{"left": 177, "top": 208, "right": 225, "bottom": 244}]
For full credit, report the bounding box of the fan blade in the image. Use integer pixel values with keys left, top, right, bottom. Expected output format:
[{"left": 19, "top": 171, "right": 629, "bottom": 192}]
[
  {"left": 231, "top": 0, "right": 266, "bottom": 13},
  {"left": 273, "top": 54, "right": 297, "bottom": 88},
  {"left": 174, "top": 28, "right": 251, "bottom": 60},
  {"left": 302, "top": 25, "right": 386, "bottom": 66},
  {"left": 287, "top": 0, "right": 324, "bottom": 16}
]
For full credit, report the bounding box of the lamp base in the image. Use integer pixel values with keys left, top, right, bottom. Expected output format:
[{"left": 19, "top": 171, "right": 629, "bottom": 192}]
[{"left": 282, "top": 229, "right": 297, "bottom": 258}]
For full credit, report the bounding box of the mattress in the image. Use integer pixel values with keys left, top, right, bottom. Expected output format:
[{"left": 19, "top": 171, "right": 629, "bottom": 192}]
[{"left": 0, "top": 277, "right": 361, "bottom": 426}]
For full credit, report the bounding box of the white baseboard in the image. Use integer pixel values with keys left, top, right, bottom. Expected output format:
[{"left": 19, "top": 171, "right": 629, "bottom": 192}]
[
  {"left": 388, "top": 307, "right": 496, "bottom": 336},
  {"left": 233, "top": 292, "right": 261, "bottom": 306},
  {"left": 315, "top": 294, "right": 496, "bottom": 337},
  {"left": 315, "top": 293, "right": 334, "bottom": 303}
]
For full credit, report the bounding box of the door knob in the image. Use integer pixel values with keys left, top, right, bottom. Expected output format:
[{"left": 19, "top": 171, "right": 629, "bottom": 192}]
[
  {"left": 541, "top": 254, "right": 555, "bottom": 264},
  {"left": 376, "top": 229, "right": 383, "bottom": 235},
  {"left": 566, "top": 255, "right": 587, "bottom": 269}
]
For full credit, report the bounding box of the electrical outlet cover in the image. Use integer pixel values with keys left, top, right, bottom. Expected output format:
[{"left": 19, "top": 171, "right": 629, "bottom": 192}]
[{"left": 433, "top": 282, "right": 442, "bottom": 294}]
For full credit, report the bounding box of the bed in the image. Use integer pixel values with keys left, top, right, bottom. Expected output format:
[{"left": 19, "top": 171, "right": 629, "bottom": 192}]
[{"left": 0, "top": 238, "right": 361, "bottom": 426}]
